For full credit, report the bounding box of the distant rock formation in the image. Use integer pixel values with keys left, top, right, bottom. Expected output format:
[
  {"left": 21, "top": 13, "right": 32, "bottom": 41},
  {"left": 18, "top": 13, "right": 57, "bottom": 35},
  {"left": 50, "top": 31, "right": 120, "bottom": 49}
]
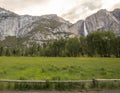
[
  {"left": 71, "top": 9, "right": 120, "bottom": 36},
  {"left": 0, "top": 7, "right": 120, "bottom": 46}
]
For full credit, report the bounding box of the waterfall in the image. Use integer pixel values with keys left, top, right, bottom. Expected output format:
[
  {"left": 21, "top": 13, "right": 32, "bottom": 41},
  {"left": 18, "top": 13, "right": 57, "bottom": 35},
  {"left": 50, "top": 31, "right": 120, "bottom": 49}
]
[{"left": 84, "top": 21, "right": 88, "bottom": 36}]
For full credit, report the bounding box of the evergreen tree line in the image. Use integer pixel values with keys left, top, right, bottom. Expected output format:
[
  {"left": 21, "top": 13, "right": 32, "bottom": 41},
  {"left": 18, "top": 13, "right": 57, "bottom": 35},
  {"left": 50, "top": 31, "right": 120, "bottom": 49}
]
[{"left": 0, "top": 31, "right": 120, "bottom": 57}]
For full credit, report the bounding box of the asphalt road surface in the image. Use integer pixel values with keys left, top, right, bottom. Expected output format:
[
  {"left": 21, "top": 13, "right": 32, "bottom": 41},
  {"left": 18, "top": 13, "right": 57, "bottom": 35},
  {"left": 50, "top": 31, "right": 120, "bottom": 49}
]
[{"left": 0, "top": 90, "right": 120, "bottom": 93}]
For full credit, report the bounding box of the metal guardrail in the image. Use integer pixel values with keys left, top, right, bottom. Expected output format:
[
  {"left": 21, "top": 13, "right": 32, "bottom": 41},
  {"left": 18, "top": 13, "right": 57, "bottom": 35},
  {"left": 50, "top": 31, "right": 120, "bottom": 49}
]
[
  {"left": 96, "top": 79, "right": 120, "bottom": 82},
  {"left": 0, "top": 79, "right": 120, "bottom": 89},
  {"left": 0, "top": 79, "right": 120, "bottom": 83}
]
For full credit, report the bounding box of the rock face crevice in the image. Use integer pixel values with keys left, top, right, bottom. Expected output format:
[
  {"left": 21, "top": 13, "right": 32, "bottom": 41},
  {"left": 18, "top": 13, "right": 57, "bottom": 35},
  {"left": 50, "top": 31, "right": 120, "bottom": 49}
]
[{"left": 0, "top": 7, "right": 120, "bottom": 45}]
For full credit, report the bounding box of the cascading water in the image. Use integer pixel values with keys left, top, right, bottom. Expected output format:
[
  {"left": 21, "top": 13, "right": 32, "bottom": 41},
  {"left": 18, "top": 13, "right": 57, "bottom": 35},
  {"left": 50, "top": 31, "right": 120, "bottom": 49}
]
[{"left": 84, "top": 21, "right": 88, "bottom": 36}]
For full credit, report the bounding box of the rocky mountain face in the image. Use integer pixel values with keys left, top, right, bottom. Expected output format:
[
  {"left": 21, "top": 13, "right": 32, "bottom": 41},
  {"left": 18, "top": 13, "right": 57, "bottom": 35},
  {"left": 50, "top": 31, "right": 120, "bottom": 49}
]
[
  {"left": 72, "top": 9, "right": 120, "bottom": 36},
  {"left": 0, "top": 7, "right": 74, "bottom": 46},
  {"left": 112, "top": 9, "right": 120, "bottom": 21},
  {"left": 0, "top": 7, "right": 120, "bottom": 46}
]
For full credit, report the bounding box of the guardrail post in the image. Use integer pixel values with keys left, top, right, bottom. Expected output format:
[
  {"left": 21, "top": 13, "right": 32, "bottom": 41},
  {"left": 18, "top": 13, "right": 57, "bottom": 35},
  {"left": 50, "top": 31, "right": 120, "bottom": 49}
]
[
  {"left": 46, "top": 79, "right": 49, "bottom": 89},
  {"left": 92, "top": 78, "right": 97, "bottom": 88}
]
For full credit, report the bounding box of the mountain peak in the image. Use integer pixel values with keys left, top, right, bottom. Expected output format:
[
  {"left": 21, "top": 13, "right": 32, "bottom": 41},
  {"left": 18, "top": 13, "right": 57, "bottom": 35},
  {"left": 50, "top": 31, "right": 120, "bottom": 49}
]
[
  {"left": 0, "top": 7, "right": 18, "bottom": 16},
  {"left": 0, "top": 7, "right": 9, "bottom": 13},
  {"left": 113, "top": 8, "right": 120, "bottom": 12},
  {"left": 98, "top": 9, "right": 108, "bottom": 12},
  {"left": 40, "top": 14, "right": 71, "bottom": 24},
  {"left": 40, "top": 14, "right": 58, "bottom": 20},
  {"left": 96, "top": 9, "right": 109, "bottom": 15},
  {"left": 0, "top": 7, "right": 6, "bottom": 11},
  {"left": 112, "top": 8, "right": 120, "bottom": 21}
]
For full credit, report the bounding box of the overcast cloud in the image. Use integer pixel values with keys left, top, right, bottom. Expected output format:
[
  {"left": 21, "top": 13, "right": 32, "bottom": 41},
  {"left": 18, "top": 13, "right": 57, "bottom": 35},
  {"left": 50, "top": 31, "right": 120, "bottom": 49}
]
[
  {"left": 62, "top": 0, "right": 103, "bottom": 22},
  {"left": 0, "top": 0, "right": 120, "bottom": 23}
]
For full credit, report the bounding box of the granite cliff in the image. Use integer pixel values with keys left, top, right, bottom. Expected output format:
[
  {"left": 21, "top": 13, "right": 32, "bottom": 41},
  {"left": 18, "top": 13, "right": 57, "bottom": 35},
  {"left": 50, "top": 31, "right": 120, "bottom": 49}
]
[{"left": 0, "top": 7, "right": 120, "bottom": 46}]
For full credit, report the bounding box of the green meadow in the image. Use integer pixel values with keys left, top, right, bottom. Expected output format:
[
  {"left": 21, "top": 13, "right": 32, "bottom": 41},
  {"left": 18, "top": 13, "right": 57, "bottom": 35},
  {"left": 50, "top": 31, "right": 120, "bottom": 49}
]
[{"left": 0, "top": 57, "right": 120, "bottom": 80}]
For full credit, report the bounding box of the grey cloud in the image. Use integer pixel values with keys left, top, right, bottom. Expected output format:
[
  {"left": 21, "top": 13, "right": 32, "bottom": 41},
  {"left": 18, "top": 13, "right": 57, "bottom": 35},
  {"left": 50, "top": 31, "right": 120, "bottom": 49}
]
[
  {"left": 112, "top": 3, "right": 120, "bottom": 9},
  {"left": 0, "top": 0, "right": 47, "bottom": 4},
  {"left": 0, "top": 0, "right": 48, "bottom": 10},
  {"left": 81, "top": 0, "right": 102, "bottom": 10},
  {"left": 61, "top": 0, "right": 103, "bottom": 23},
  {"left": 61, "top": 4, "right": 82, "bottom": 22}
]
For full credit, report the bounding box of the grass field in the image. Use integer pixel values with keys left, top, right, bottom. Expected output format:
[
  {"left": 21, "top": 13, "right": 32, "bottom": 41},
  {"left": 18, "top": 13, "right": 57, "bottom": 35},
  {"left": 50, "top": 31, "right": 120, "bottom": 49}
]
[{"left": 0, "top": 57, "right": 120, "bottom": 80}]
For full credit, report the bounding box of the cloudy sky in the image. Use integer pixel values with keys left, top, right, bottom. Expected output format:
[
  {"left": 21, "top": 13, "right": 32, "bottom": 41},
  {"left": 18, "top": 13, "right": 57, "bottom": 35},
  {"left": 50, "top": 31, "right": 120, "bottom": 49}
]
[{"left": 0, "top": 0, "right": 120, "bottom": 23}]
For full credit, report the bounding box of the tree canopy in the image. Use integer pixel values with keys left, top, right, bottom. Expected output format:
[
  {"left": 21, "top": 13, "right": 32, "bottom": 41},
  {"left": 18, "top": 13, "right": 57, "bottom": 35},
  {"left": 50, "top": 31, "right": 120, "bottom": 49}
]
[{"left": 0, "top": 31, "right": 119, "bottom": 57}]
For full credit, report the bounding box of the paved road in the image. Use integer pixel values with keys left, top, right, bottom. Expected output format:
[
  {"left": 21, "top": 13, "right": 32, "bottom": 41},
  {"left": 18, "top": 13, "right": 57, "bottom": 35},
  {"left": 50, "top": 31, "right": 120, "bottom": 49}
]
[{"left": 0, "top": 90, "right": 120, "bottom": 93}]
